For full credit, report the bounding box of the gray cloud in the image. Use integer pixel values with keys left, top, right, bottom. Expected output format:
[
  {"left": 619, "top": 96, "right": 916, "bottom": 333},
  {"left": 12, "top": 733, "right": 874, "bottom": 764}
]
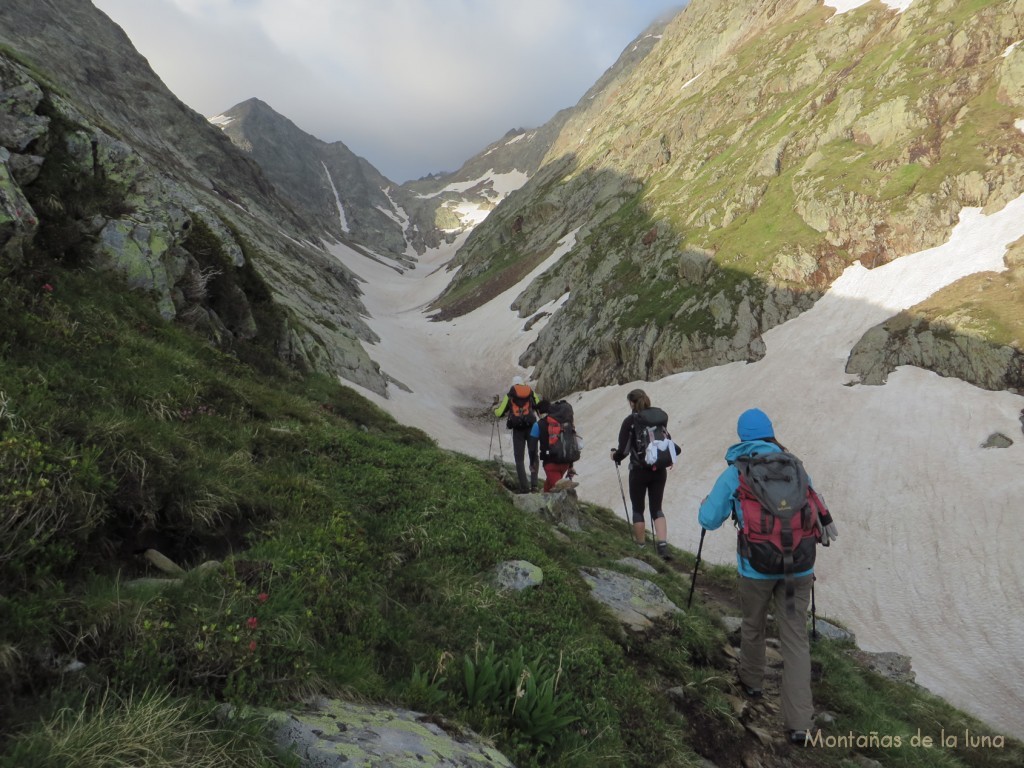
[{"left": 92, "top": 0, "right": 683, "bottom": 182}]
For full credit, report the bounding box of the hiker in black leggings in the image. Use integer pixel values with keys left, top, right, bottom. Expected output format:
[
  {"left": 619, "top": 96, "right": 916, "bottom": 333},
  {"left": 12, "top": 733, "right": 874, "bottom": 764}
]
[
  {"left": 610, "top": 388, "right": 671, "bottom": 560},
  {"left": 493, "top": 375, "right": 540, "bottom": 493}
]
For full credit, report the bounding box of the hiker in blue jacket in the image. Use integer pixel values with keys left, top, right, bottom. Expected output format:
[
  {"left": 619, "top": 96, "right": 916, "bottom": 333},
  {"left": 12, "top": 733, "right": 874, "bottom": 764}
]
[{"left": 698, "top": 408, "right": 837, "bottom": 747}]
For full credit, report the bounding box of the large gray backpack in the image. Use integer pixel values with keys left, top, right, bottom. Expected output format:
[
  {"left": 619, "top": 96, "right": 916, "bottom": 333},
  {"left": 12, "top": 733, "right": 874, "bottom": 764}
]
[
  {"left": 733, "top": 451, "right": 827, "bottom": 612},
  {"left": 544, "top": 400, "right": 581, "bottom": 464}
]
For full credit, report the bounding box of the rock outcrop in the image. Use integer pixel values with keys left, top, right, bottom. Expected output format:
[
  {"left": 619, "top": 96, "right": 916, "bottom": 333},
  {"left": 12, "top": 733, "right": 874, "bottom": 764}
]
[
  {"left": 846, "top": 312, "right": 1024, "bottom": 392},
  {"left": 269, "top": 699, "right": 515, "bottom": 768}
]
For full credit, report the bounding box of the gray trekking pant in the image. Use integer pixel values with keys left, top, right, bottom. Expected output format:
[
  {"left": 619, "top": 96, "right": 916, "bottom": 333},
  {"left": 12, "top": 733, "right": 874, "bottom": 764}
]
[
  {"left": 510, "top": 426, "right": 538, "bottom": 492},
  {"left": 738, "top": 574, "right": 814, "bottom": 732}
]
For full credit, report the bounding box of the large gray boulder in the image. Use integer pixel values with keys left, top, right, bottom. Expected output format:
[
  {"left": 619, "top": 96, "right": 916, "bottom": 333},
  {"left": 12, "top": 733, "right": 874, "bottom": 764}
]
[
  {"left": 269, "top": 698, "right": 515, "bottom": 768},
  {"left": 510, "top": 489, "right": 582, "bottom": 531},
  {"left": 579, "top": 566, "right": 683, "bottom": 631},
  {"left": 494, "top": 559, "right": 543, "bottom": 591}
]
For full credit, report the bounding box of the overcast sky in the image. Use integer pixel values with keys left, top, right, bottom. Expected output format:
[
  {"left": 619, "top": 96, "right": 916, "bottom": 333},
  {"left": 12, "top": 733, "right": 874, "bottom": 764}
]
[{"left": 91, "top": 0, "right": 685, "bottom": 183}]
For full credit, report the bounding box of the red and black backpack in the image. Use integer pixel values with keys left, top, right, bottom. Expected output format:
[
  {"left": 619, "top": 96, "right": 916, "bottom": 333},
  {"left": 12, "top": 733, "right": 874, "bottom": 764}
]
[{"left": 542, "top": 400, "right": 581, "bottom": 464}]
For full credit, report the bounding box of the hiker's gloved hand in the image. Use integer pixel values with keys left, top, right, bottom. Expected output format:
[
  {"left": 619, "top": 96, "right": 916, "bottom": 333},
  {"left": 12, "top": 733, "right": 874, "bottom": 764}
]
[
  {"left": 822, "top": 522, "right": 838, "bottom": 545},
  {"left": 610, "top": 449, "right": 624, "bottom": 465}
]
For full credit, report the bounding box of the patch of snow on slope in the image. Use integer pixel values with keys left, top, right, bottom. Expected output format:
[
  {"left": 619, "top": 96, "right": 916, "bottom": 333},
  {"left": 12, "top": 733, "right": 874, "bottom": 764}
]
[
  {"left": 321, "top": 162, "right": 350, "bottom": 234},
  {"left": 826, "top": 0, "right": 913, "bottom": 15},
  {"left": 1003, "top": 40, "right": 1021, "bottom": 58},
  {"left": 208, "top": 113, "right": 234, "bottom": 128},
  {"left": 631, "top": 33, "right": 663, "bottom": 52},
  {"left": 1016, "top": 119, "right": 1024, "bottom": 134},
  {"left": 415, "top": 170, "right": 529, "bottom": 199},
  {"left": 375, "top": 205, "right": 406, "bottom": 226},
  {"left": 681, "top": 72, "right": 703, "bottom": 90},
  {"left": 325, "top": 227, "right": 579, "bottom": 434}
]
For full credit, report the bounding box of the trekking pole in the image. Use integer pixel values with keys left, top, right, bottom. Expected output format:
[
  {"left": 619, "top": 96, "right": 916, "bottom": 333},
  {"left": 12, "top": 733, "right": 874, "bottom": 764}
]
[
  {"left": 811, "top": 576, "right": 819, "bottom": 640},
  {"left": 489, "top": 418, "right": 496, "bottom": 460},
  {"left": 613, "top": 458, "right": 631, "bottom": 532},
  {"left": 687, "top": 528, "right": 706, "bottom": 609}
]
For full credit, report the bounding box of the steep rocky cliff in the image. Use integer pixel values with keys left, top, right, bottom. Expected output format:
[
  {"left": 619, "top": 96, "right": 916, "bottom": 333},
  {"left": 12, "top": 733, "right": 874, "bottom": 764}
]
[
  {"left": 212, "top": 98, "right": 411, "bottom": 261},
  {"left": 0, "top": 0, "right": 388, "bottom": 394},
  {"left": 430, "top": 0, "right": 1024, "bottom": 398}
]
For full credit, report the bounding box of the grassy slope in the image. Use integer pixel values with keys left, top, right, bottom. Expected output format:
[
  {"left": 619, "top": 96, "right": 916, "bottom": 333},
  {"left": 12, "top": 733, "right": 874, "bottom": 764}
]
[{"left": 1, "top": 253, "right": 1022, "bottom": 767}]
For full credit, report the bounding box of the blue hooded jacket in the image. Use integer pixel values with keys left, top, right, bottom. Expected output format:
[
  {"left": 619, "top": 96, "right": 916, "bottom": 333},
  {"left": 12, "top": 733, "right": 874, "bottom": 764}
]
[{"left": 697, "top": 439, "right": 815, "bottom": 580}]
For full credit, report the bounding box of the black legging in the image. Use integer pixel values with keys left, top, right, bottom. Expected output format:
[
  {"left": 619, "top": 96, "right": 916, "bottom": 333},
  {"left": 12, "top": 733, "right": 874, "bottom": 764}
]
[{"left": 629, "top": 466, "right": 667, "bottom": 523}]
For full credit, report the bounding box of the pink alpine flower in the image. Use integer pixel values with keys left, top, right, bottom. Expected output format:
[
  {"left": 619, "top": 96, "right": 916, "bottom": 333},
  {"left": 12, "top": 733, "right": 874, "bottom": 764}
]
[{"left": 246, "top": 616, "right": 258, "bottom": 630}]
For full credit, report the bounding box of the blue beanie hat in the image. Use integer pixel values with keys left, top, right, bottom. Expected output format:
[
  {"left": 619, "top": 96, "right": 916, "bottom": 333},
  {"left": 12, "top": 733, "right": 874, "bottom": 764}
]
[{"left": 737, "top": 408, "right": 774, "bottom": 441}]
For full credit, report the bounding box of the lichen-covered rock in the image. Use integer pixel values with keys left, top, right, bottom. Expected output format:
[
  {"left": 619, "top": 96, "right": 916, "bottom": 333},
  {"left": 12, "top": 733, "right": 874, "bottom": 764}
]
[
  {"left": 97, "top": 218, "right": 180, "bottom": 319},
  {"left": 0, "top": 149, "right": 37, "bottom": 266},
  {"left": 0, "top": 57, "right": 49, "bottom": 150},
  {"left": 269, "top": 698, "right": 515, "bottom": 768},
  {"left": 579, "top": 566, "right": 683, "bottom": 631},
  {"left": 510, "top": 488, "right": 581, "bottom": 531},
  {"left": 494, "top": 559, "right": 543, "bottom": 591}
]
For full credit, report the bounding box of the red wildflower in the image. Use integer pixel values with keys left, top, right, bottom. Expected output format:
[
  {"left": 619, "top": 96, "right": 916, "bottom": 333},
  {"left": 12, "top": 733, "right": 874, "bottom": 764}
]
[
  {"left": 257, "top": 592, "right": 269, "bottom": 603},
  {"left": 248, "top": 640, "right": 257, "bottom": 652},
  {"left": 42, "top": 283, "right": 54, "bottom": 293},
  {"left": 246, "top": 616, "right": 258, "bottom": 630}
]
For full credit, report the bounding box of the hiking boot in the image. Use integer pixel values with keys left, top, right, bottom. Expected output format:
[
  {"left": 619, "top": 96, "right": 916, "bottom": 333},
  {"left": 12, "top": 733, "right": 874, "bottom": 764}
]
[
  {"left": 635, "top": 540, "right": 646, "bottom": 550},
  {"left": 737, "top": 676, "right": 762, "bottom": 698},
  {"left": 656, "top": 541, "right": 672, "bottom": 561},
  {"left": 788, "top": 730, "right": 810, "bottom": 747},
  {"left": 552, "top": 478, "right": 579, "bottom": 490}
]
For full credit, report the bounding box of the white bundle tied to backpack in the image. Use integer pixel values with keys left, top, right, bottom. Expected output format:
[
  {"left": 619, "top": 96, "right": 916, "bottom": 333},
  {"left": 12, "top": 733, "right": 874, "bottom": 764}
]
[{"left": 645, "top": 434, "right": 678, "bottom": 467}]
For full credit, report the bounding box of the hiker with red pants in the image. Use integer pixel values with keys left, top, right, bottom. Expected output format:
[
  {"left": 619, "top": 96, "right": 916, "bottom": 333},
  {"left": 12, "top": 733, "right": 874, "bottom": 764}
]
[
  {"left": 609, "top": 388, "right": 673, "bottom": 560},
  {"left": 493, "top": 375, "right": 540, "bottom": 493},
  {"left": 698, "top": 408, "right": 838, "bottom": 747},
  {"left": 531, "top": 399, "right": 580, "bottom": 492}
]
